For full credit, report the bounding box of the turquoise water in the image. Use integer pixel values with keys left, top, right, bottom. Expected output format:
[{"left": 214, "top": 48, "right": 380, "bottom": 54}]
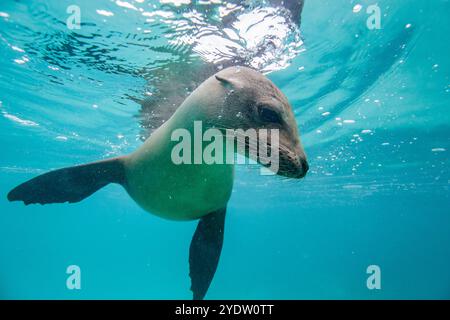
[{"left": 0, "top": 0, "right": 449, "bottom": 299}]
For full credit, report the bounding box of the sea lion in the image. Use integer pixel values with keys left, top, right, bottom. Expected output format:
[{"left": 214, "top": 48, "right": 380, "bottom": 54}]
[{"left": 7, "top": 66, "right": 308, "bottom": 299}]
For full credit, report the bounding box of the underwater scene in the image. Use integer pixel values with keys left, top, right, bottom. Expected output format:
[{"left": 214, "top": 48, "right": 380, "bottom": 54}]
[{"left": 0, "top": 0, "right": 449, "bottom": 300}]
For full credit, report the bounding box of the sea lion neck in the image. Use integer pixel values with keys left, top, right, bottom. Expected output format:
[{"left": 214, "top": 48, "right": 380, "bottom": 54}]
[{"left": 161, "top": 77, "right": 227, "bottom": 134}]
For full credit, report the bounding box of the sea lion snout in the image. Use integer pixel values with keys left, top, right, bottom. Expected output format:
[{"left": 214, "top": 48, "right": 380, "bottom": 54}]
[
  {"left": 277, "top": 143, "right": 309, "bottom": 179},
  {"left": 293, "top": 156, "right": 309, "bottom": 179},
  {"left": 292, "top": 141, "right": 309, "bottom": 178},
  {"left": 271, "top": 103, "right": 308, "bottom": 179}
]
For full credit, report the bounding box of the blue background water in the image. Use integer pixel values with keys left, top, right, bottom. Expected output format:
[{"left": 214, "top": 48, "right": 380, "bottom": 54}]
[{"left": 0, "top": 0, "right": 449, "bottom": 299}]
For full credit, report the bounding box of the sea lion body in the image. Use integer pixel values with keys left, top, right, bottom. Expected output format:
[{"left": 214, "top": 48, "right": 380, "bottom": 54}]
[{"left": 125, "top": 73, "right": 235, "bottom": 220}]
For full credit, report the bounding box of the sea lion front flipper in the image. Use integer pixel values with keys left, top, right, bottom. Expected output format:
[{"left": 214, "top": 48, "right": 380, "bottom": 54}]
[{"left": 189, "top": 207, "right": 226, "bottom": 300}]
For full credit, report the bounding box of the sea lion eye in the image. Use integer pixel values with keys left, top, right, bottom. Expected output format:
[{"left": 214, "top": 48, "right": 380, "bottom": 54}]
[{"left": 258, "top": 105, "right": 282, "bottom": 124}]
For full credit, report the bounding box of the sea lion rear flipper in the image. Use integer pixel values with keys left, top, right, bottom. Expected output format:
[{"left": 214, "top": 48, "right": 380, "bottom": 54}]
[
  {"left": 189, "top": 207, "right": 226, "bottom": 300},
  {"left": 7, "top": 157, "right": 126, "bottom": 205}
]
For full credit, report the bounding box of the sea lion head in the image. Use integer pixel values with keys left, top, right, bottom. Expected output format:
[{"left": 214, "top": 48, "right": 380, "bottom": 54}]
[{"left": 213, "top": 66, "right": 308, "bottom": 179}]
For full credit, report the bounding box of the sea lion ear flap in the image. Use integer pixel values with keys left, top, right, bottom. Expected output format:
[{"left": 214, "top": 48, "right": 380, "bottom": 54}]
[{"left": 215, "top": 74, "right": 240, "bottom": 89}]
